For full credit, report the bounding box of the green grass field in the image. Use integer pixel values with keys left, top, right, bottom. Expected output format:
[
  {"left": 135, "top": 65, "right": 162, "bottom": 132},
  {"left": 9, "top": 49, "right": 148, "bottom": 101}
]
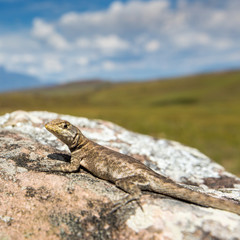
[{"left": 1, "top": 71, "right": 240, "bottom": 175}]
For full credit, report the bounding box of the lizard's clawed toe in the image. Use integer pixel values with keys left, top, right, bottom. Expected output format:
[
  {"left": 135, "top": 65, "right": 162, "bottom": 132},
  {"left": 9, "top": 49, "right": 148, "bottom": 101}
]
[{"left": 109, "top": 196, "right": 142, "bottom": 213}]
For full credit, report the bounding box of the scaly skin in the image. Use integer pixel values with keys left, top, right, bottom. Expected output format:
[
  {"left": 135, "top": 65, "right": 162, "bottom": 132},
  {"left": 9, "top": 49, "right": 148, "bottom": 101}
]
[{"left": 43, "top": 119, "right": 240, "bottom": 214}]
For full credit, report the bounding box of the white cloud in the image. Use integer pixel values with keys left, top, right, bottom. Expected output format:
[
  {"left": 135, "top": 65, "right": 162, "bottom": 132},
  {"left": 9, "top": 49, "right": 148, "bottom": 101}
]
[
  {"left": 0, "top": 54, "right": 4, "bottom": 64},
  {"left": 174, "top": 32, "right": 212, "bottom": 48},
  {"left": 76, "top": 35, "right": 129, "bottom": 52},
  {"left": 95, "top": 35, "right": 129, "bottom": 52},
  {"left": 75, "top": 38, "right": 90, "bottom": 48},
  {"left": 48, "top": 34, "right": 70, "bottom": 50},
  {"left": 0, "top": 33, "right": 40, "bottom": 52},
  {"left": 145, "top": 40, "right": 160, "bottom": 52},
  {"left": 32, "top": 18, "right": 70, "bottom": 50},
  {"left": 102, "top": 61, "right": 116, "bottom": 71},
  {"left": 214, "top": 39, "right": 233, "bottom": 50},
  {"left": 109, "top": 1, "right": 124, "bottom": 12},
  {"left": 0, "top": 0, "right": 240, "bottom": 81},
  {"left": 59, "top": 0, "right": 170, "bottom": 37},
  {"left": 11, "top": 54, "right": 36, "bottom": 64},
  {"left": 76, "top": 57, "right": 89, "bottom": 66},
  {"left": 42, "top": 56, "right": 63, "bottom": 73},
  {"left": 32, "top": 18, "right": 54, "bottom": 38},
  {"left": 25, "top": 66, "right": 40, "bottom": 76}
]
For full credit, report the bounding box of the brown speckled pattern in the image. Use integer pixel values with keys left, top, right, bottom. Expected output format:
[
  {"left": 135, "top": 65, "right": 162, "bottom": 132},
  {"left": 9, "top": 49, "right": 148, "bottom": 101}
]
[{"left": 43, "top": 119, "right": 240, "bottom": 215}]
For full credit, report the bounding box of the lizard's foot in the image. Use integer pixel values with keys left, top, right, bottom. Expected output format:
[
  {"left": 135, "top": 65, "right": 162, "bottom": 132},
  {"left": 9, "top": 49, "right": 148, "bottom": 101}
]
[{"left": 110, "top": 195, "right": 143, "bottom": 213}]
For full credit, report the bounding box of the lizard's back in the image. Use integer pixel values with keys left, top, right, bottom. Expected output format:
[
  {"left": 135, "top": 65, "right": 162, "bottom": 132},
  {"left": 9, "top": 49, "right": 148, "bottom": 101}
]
[{"left": 79, "top": 139, "right": 155, "bottom": 181}]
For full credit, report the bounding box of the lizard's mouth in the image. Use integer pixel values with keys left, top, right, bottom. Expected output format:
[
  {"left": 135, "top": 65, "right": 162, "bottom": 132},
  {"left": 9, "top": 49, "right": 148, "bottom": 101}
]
[
  {"left": 45, "top": 122, "right": 63, "bottom": 138},
  {"left": 45, "top": 122, "right": 54, "bottom": 132}
]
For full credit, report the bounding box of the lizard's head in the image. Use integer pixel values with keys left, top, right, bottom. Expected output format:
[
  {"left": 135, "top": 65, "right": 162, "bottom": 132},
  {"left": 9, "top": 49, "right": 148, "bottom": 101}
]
[{"left": 45, "top": 119, "right": 82, "bottom": 149}]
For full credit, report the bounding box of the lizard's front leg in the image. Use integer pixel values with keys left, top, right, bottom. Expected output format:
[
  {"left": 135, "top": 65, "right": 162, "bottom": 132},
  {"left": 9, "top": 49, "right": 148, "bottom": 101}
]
[{"left": 39, "top": 156, "right": 81, "bottom": 173}]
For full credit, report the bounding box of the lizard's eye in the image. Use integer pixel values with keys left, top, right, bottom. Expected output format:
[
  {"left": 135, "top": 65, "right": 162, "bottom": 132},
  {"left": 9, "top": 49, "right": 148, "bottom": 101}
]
[{"left": 63, "top": 123, "right": 68, "bottom": 129}]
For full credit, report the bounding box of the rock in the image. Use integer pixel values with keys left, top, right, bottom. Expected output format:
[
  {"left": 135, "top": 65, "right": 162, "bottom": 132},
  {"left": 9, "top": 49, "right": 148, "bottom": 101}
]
[{"left": 0, "top": 110, "right": 240, "bottom": 240}]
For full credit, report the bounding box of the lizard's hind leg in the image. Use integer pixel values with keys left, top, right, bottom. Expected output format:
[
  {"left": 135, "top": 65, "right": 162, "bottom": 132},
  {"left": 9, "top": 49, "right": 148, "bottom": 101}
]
[{"left": 111, "top": 175, "right": 149, "bottom": 212}]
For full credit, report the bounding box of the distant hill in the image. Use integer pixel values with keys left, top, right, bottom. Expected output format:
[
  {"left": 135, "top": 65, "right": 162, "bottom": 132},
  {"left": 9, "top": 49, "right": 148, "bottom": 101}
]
[
  {"left": 0, "top": 66, "right": 43, "bottom": 92},
  {"left": 38, "top": 79, "right": 112, "bottom": 96}
]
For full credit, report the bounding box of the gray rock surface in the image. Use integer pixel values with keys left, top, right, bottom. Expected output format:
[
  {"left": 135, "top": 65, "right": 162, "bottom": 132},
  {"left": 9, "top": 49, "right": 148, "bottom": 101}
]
[{"left": 0, "top": 110, "right": 240, "bottom": 240}]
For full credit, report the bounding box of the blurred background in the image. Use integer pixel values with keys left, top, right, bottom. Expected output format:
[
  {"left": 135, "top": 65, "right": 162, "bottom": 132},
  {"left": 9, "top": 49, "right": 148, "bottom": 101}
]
[{"left": 0, "top": 0, "right": 239, "bottom": 175}]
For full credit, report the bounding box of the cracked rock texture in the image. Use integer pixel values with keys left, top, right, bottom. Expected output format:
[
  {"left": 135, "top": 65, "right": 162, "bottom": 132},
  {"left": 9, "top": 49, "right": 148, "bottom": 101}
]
[{"left": 0, "top": 110, "right": 240, "bottom": 240}]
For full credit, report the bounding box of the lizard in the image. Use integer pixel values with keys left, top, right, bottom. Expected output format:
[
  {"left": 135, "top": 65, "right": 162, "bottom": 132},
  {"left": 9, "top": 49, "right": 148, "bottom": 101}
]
[{"left": 42, "top": 119, "right": 240, "bottom": 215}]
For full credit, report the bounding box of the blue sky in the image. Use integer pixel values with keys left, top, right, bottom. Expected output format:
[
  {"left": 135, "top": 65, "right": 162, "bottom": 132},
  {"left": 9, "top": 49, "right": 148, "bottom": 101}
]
[{"left": 0, "top": 0, "right": 240, "bottom": 82}]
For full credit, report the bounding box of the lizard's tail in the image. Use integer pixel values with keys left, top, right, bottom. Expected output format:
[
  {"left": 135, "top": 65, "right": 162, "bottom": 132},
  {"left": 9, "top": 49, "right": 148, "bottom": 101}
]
[{"left": 149, "top": 175, "right": 240, "bottom": 215}]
